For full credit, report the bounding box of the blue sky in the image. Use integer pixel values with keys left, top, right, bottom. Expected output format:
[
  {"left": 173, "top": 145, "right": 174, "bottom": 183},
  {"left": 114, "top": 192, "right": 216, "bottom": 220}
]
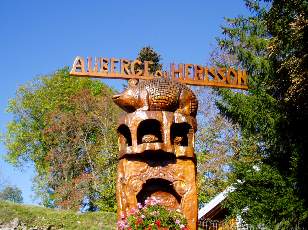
[{"left": 0, "top": 0, "right": 248, "bottom": 205}]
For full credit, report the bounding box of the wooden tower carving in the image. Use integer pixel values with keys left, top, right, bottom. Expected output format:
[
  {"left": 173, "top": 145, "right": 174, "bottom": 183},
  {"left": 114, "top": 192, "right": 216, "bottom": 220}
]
[{"left": 113, "top": 78, "right": 198, "bottom": 229}]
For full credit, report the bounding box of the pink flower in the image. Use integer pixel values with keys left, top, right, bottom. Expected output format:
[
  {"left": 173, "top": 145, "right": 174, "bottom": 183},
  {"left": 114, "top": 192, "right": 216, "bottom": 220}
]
[
  {"left": 137, "top": 202, "right": 143, "bottom": 209},
  {"left": 150, "top": 197, "right": 161, "bottom": 205},
  {"left": 136, "top": 218, "right": 142, "bottom": 225},
  {"left": 141, "top": 214, "right": 145, "bottom": 219},
  {"left": 130, "top": 207, "right": 137, "bottom": 214},
  {"left": 144, "top": 199, "right": 150, "bottom": 206},
  {"left": 175, "top": 219, "right": 181, "bottom": 224},
  {"left": 117, "top": 220, "right": 128, "bottom": 230},
  {"left": 180, "top": 224, "right": 185, "bottom": 229},
  {"left": 144, "top": 197, "right": 161, "bottom": 206}
]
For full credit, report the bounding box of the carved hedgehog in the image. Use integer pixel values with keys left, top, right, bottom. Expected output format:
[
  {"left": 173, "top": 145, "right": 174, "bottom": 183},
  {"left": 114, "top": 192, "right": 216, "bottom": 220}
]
[{"left": 112, "top": 78, "right": 198, "bottom": 117}]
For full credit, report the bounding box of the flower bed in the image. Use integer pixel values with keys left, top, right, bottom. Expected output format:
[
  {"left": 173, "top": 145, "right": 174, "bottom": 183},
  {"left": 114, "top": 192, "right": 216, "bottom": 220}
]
[{"left": 117, "top": 197, "right": 188, "bottom": 230}]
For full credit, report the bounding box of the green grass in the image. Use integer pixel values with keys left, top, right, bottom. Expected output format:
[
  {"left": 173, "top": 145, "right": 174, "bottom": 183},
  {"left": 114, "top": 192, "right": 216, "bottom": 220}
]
[{"left": 0, "top": 200, "right": 117, "bottom": 229}]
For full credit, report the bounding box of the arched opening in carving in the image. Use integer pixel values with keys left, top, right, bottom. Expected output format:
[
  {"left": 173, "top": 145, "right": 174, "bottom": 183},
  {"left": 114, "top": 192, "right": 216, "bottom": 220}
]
[
  {"left": 137, "top": 119, "right": 162, "bottom": 145},
  {"left": 136, "top": 178, "right": 181, "bottom": 210},
  {"left": 118, "top": 124, "right": 132, "bottom": 146},
  {"left": 170, "top": 122, "right": 191, "bottom": 146}
]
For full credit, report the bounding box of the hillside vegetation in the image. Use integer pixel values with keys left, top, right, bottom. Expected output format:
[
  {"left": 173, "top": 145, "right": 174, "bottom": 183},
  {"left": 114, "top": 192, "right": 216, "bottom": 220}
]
[{"left": 0, "top": 201, "right": 116, "bottom": 230}]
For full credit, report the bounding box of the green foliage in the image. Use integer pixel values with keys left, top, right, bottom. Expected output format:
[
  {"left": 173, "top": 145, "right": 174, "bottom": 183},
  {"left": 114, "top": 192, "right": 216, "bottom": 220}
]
[
  {"left": 0, "top": 186, "right": 23, "bottom": 203},
  {"left": 42, "top": 89, "right": 120, "bottom": 211},
  {"left": 0, "top": 200, "right": 116, "bottom": 229},
  {"left": 228, "top": 163, "right": 306, "bottom": 229},
  {"left": 5, "top": 67, "right": 108, "bottom": 168},
  {"left": 213, "top": 0, "right": 308, "bottom": 228},
  {"left": 118, "top": 198, "right": 187, "bottom": 230},
  {"left": 4, "top": 67, "right": 120, "bottom": 211},
  {"left": 136, "top": 46, "right": 162, "bottom": 74}
]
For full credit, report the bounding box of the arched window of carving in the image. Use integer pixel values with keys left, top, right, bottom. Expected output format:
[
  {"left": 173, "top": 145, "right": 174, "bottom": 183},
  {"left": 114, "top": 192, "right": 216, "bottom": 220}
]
[
  {"left": 137, "top": 119, "right": 162, "bottom": 145},
  {"left": 137, "top": 178, "right": 181, "bottom": 209},
  {"left": 170, "top": 122, "right": 192, "bottom": 146},
  {"left": 118, "top": 124, "right": 132, "bottom": 147}
]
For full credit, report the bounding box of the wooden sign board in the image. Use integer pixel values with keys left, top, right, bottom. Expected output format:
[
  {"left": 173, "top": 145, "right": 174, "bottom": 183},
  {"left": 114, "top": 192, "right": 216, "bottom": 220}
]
[{"left": 70, "top": 56, "right": 248, "bottom": 90}]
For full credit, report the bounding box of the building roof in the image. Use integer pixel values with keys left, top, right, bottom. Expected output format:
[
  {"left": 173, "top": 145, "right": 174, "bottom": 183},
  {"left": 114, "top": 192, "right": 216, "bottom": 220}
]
[{"left": 198, "top": 186, "right": 234, "bottom": 220}]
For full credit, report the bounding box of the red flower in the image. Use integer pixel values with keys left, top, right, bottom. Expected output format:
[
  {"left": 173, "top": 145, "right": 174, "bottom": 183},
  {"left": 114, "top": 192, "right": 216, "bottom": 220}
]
[
  {"left": 136, "top": 218, "right": 142, "bottom": 225},
  {"left": 155, "top": 220, "right": 161, "bottom": 227}
]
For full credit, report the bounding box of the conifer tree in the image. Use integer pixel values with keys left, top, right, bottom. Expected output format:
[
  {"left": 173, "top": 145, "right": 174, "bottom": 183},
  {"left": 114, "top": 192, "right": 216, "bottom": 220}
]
[
  {"left": 136, "top": 46, "right": 162, "bottom": 74},
  {"left": 214, "top": 0, "right": 308, "bottom": 228}
]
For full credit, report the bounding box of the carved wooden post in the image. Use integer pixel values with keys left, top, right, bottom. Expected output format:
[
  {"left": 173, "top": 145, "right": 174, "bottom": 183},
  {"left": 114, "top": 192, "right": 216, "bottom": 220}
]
[{"left": 113, "top": 78, "right": 198, "bottom": 229}]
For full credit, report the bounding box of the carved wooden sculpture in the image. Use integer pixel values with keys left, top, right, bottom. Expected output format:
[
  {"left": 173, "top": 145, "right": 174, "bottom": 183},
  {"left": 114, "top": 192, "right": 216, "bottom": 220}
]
[
  {"left": 112, "top": 78, "right": 198, "bottom": 117},
  {"left": 113, "top": 77, "right": 198, "bottom": 230}
]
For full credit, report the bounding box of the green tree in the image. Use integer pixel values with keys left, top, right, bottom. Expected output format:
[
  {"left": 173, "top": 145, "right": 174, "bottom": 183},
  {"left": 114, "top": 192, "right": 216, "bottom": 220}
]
[
  {"left": 4, "top": 68, "right": 120, "bottom": 211},
  {"left": 213, "top": 0, "right": 308, "bottom": 228},
  {"left": 0, "top": 186, "right": 23, "bottom": 203},
  {"left": 42, "top": 89, "right": 120, "bottom": 211},
  {"left": 136, "top": 46, "right": 162, "bottom": 74}
]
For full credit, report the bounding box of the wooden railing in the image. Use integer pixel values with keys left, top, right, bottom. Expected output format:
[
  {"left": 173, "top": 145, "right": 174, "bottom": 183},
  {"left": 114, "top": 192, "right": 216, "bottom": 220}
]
[{"left": 198, "top": 219, "right": 236, "bottom": 230}]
